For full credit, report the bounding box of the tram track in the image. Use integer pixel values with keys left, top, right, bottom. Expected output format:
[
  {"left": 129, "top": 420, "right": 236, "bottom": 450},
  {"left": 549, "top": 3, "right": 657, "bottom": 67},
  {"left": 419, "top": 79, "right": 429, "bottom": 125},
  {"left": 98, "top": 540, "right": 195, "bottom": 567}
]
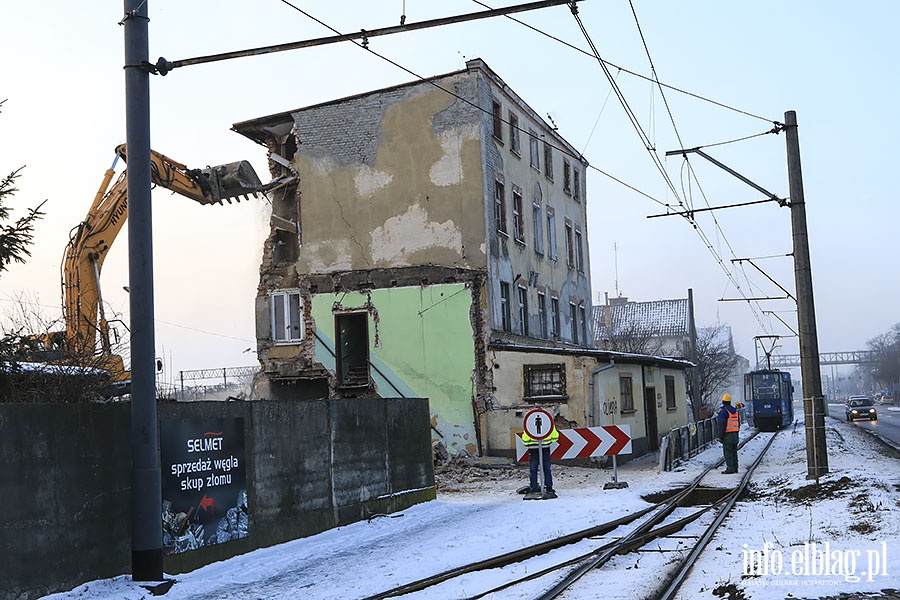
[{"left": 363, "top": 430, "right": 777, "bottom": 600}]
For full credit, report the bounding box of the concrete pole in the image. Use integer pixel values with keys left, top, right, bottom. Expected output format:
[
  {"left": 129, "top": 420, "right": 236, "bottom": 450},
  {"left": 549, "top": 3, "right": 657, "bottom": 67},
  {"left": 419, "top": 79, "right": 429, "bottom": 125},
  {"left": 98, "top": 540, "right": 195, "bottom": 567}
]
[
  {"left": 784, "top": 110, "right": 828, "bottom": 479},
  {"left": 124, "top": 0, "right": 163, "bottom": 580},
  {"left": 687, "top": 288, "right": 703, "bottom": 420}
]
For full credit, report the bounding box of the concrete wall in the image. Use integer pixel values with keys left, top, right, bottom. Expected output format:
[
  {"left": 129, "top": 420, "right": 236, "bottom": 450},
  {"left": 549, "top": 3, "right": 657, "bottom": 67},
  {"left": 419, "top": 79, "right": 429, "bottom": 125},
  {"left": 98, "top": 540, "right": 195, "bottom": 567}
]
[{"left": 0, "top": 397, "right": 434, "bottom": 600}]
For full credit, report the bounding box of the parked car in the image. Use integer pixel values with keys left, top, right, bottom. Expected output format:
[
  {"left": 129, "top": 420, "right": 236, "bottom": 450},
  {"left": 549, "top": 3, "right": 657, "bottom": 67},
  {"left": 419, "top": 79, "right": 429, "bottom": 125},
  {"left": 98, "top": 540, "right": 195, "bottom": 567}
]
[{"left": 845, "top": 397, "right": 877, "bottom": 421}]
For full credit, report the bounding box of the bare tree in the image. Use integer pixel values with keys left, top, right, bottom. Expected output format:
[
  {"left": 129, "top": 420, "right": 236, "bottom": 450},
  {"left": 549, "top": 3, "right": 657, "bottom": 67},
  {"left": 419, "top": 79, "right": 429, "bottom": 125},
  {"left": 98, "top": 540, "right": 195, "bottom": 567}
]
[
  {"left": 598, "top": 320, "right": 667, "bottom": 356},
  {"left": 688, "top": 324, "right": 741, "bottom": 420},
  {"left": 868, "top": 323, "right": 900, "bottom": 398}
]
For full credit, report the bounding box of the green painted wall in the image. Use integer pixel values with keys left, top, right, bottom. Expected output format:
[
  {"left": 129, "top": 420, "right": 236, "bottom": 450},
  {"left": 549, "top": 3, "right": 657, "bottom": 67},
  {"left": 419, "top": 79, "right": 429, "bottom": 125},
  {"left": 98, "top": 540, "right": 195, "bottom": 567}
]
[{"left": 311, "top": 283, "right": 478, "bottom": 455}]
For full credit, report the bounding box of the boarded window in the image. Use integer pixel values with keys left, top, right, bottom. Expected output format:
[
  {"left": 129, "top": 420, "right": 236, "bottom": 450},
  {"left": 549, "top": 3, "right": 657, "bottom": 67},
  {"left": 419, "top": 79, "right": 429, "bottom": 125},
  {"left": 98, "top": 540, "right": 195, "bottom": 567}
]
[{"left": 524, "top": 364, "right": 567, "bottom": 401}]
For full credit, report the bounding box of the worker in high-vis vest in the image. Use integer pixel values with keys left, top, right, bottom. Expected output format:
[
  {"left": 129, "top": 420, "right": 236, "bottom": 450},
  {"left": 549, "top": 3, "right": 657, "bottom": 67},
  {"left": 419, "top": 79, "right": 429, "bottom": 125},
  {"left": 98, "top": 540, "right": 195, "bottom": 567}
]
[
  {"left": 716, "top": 393, "right": 740, "bottom": 473},
  {"left": 521, "top": 426, "right": 560, "bottom": 499}
]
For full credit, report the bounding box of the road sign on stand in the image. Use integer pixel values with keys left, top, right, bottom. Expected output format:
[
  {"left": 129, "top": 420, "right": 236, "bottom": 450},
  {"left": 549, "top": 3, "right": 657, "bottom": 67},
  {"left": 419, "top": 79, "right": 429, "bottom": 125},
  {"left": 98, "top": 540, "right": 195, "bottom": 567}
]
[
  {"left": 516, "top": 425, "right": 632, "bottom": 462},
  {"left": 523, "top": 408, "right": 554, "bottom": 440}
]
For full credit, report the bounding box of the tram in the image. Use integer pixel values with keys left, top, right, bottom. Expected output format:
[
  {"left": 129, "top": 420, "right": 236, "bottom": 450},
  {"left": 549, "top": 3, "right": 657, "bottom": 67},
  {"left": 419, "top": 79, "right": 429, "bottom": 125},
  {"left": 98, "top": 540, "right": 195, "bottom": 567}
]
[{"left": 744, "top": 369, "right": 794, "bottom": 431}]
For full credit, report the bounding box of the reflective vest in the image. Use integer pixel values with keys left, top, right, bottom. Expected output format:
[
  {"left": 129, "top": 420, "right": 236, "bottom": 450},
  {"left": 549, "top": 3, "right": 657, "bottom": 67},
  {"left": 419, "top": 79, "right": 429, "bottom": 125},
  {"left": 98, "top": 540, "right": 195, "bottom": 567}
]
[
  {"left": 725, "top": 409, "right": 740, "bottom": 433},
  {"left": 522, "top": 426, "right": 559, "bottom": 447}
]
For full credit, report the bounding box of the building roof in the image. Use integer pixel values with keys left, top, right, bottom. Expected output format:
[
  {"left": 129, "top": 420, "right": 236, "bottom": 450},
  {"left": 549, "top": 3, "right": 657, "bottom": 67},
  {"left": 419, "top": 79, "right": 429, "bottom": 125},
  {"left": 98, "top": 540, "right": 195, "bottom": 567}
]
[
  {"left": 591, "top": 298, "right": 690, "bottom": 343},
  {"left": 489, "top": 340, "right": 695, "bottom": 370}
]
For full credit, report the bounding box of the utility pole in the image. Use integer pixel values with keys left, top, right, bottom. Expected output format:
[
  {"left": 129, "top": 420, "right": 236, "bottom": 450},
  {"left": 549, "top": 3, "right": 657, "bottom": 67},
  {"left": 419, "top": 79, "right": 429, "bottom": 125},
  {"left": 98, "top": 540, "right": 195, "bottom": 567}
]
[
  {"left": 784, "top": 110, "right": 828, "bottom": 480},
  {"left": 687, "top": 288, "right": 703, "bottom": 419},
  {"left": 123, "top": 0, "right": 163, "bottom": 581}
]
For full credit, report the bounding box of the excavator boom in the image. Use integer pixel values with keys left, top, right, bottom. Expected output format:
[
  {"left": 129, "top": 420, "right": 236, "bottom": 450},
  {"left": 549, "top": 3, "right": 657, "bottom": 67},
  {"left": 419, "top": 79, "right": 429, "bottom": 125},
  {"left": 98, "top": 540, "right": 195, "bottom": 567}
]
[{"left": 57, "top": 144, "right": 263, "bottom": 382}]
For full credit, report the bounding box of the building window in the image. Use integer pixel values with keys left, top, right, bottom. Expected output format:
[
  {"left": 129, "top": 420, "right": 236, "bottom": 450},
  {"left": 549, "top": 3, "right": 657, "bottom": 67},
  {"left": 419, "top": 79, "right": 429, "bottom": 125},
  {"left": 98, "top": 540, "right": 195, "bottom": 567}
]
[
  {"left": 494, "top": 177, "right": 507, "bottom": 235},
  {"left": 271, "top": 290, "right": 303, "bottom": 343},
  {"left": 500, "top": 282, "right": 511, "bottom": 332},
  {"left": 492, "top": 98, "right": 503, "bottom": 141},
  {"left": 575, "top": 227, "right": 584, "bottom": 272},
  {"left": 512, "top": 186, "right": 525, "bottom": 244},
  {"left": 570, "top": 301, "right": 578, "bottom": 344},
  {"left": 544, "top": 143, "right": 554, "bottom": 181},
  {"left": 563, "top": 159, "right": 571, "bottom": 194},
  {"left": 524, "top": 364, "right": 567, "bottom": 401},
  {"left": 564, "top": 220, "right": 575, "bottom": 268},
  {"left": 573, "top": 166, "right": 581, "bottom": 201},
  {"left": 529, "top": 131, "right": 540, "bottom": 170},
  {"left": 547, "top": 207, "right": 557, "bottom": 261},
  {"left": 517, "top": 285, "right": 528, "bottom": 336},
  {"left": 579, "top": 304, "right": 588, "bottom": 346},
  {"left": 538, "top": 291, "right": 548, "bottom": 338},
  {"left": 532, "top": 201, "right": 544, "bottom": 255},
  {"left": 666, "top": 375, "right": 677, "bottom": 411},
  {"left": 620, "top": 374, "right": 635, "bottom": 412},
  {"left": 509, "top": 112, "right": 520, "bottom": 155},
  {"left": 550, "top": 296, "right": 560, "bottom": 339}
]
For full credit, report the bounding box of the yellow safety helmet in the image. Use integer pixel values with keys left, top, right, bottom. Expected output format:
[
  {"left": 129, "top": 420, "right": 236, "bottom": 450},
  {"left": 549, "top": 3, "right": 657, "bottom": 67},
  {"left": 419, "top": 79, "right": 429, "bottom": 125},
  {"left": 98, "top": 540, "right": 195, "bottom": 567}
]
[{"left": 722, "top": 393, "right": 732, "bottom": 403}]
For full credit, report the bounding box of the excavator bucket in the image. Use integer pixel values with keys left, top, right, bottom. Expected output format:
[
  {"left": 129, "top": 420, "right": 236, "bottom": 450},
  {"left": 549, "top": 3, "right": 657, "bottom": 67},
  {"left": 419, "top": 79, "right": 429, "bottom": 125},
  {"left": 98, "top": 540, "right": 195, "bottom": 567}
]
[{"left": 191, "top": 160, "right": 264, "bottom": 205}]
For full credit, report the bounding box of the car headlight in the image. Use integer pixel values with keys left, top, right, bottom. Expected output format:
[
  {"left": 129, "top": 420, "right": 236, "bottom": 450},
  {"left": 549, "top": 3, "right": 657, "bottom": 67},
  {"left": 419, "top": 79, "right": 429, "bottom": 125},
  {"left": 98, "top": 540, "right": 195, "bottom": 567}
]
[{"left": 869, "top": 409, "right": 876, "bottom": 413}]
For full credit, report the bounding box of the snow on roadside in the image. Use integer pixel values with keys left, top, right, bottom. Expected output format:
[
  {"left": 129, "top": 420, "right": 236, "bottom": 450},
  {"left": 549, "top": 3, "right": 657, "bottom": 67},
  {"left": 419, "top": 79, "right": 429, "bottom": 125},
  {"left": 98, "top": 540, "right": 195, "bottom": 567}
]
[{"left": 41, "top": 416, "right": 900, "bottom": 600}]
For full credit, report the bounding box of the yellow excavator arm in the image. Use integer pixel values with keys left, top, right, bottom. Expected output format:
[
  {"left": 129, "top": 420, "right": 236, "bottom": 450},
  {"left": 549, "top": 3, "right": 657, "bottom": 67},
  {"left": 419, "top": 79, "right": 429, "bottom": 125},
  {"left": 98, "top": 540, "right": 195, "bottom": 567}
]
[{"left": 58, "top": 144, "right": 262, "bottom": 381}]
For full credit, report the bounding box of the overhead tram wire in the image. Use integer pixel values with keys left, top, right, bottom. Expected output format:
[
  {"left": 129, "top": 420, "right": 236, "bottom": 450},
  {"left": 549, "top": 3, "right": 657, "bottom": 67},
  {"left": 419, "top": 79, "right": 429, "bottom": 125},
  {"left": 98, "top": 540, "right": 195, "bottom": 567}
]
[
  {"left": 469, "top": 0, "right": 779, "bottom": 125},
  {"left": 275, "top": 1, "right": 778, "bottom": 336},
  {"left": 276, "top": 0, "right": 668, "bottom": 209}
]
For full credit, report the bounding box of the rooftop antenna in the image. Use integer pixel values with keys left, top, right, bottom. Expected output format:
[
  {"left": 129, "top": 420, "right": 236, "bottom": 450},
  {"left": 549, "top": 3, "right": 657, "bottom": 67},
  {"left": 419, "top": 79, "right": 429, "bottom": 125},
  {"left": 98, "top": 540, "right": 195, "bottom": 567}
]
[{"left": 613, "top": 241, "right": 620, "bottom": 297}]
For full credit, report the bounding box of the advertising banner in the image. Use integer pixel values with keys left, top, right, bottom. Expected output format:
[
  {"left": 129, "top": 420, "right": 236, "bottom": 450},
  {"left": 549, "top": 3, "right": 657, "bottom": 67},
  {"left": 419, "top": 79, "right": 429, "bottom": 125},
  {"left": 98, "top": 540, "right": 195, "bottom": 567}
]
[{"left": 160, "top": 417, "right": 248, "bottom": 554}]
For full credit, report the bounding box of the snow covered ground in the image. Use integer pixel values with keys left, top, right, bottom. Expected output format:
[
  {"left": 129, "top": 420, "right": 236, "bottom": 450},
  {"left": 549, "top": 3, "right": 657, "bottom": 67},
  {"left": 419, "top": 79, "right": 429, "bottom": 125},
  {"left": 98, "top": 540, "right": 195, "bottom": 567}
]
[{"left": 42, "top": 413, "right": 900, "bottom": 600}]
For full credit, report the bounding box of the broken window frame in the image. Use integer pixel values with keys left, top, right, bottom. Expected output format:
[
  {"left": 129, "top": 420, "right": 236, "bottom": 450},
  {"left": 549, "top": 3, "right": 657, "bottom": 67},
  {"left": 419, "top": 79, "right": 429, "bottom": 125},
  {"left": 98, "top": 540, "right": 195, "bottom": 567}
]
[
  {"left": 523, "top": 363, "right": 567, "bottom": 402},
  {"left": 550, "top": 296, "right": 560, "bottom": 339},
  {"left": 529, "top": 130, "right": 540, "bottom": 171},
  {"left": 494, "top": 175, "right": 507, "bottom": 235},
  {"left": 500, "top": 282, "right": 511, "bottom": 332},
  {"left": 491, "top": 98, "right": 503, "bottom": 142},
  {"left": 538, "top": 291, "right": 548, "bottom": 338},
  {"left": 569, "top": 301, "right": 579, "bottom": 344},
  {"left": 563, "top": 159, "right": 572, "bottom": 194},
  {"left": 579, "top": 303, "right": 588, "bottom": 347},
  {"left": 573, "top": 166, "right": 581, "bottom": 201},
  {"left": 509, "top": 112, "right": 521, "bottom": 155},
  {"left": 544, "top": 142, "right": 554, "bottom": 181},
  {"left": 564, "top": 219, "right": 575, "bottom": 269},
  {"left": 575, "top": 227, "right": 584, "bottom": 273},
  {"left": 271, "top": 290, "right": 303, "bottom": 343}
]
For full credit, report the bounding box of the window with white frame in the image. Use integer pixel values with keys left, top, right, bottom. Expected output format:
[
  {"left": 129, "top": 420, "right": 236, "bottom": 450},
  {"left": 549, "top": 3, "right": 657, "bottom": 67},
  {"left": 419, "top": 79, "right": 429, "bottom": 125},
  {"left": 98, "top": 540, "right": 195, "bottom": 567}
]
[
  {"left": 271, "top": 290, "right": 303, "bottom": 343},
  {"left": 665, "top": 375, "right": 677, "bottom": 411},
  {"left": 512, "top": 186, "right": 525, "bottom": 244}
]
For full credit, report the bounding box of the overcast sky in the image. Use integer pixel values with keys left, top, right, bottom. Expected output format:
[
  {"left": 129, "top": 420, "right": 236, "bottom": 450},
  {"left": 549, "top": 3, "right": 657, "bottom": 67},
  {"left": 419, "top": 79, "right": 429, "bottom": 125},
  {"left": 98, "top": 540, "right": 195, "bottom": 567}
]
[{"left": 2, "top": 1, "right": 897, "bottom": 381}]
